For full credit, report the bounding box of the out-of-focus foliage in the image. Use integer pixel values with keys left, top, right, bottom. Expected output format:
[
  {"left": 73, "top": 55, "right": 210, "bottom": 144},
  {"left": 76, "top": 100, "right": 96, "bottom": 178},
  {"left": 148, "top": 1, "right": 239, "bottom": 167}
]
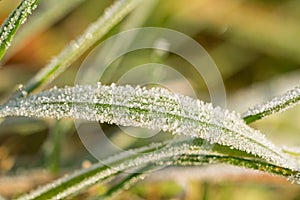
[{"left": 0, "top": 0, "right": 299, "bottom": 199}]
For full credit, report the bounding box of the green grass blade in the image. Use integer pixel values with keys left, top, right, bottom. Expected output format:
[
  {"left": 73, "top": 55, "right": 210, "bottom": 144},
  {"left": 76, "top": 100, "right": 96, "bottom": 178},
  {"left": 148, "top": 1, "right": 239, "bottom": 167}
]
[
  {"left": 243, "top": 86, "right": 300, "bottom": 124},
  {"left": 11, "top": 0, "right": 142, "bottom": 99},
  {"left": 3, "top": 0, "right": 86, "bottom": 62},
  {"left": 0, "top": 0, "right": 39, "bottom": 61},
  {"left": 44, "top": 119, "right": 74, "bottom": 173},
  {"left": 176, "top": 154, "right": 298, "bottom": 179}
]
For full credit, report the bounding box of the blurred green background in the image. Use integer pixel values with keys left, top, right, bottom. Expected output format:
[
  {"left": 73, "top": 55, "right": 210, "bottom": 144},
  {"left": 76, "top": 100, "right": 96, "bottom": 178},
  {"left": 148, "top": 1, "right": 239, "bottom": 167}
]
[{"left": 0, "top": 0, "right": 299, "bottom": 199}]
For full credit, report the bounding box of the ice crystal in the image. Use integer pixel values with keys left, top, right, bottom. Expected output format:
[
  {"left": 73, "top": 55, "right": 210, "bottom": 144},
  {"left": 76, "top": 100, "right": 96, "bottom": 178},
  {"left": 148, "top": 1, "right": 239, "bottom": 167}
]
[
  {"left": 0, "top": 0, "right": 38, "bottom": 59},
  {"left": 1, "top": 83, "right": 298, "bottom": 171},
  {"left": 243, "top": 86, "right": 300, "bottom": 122}
]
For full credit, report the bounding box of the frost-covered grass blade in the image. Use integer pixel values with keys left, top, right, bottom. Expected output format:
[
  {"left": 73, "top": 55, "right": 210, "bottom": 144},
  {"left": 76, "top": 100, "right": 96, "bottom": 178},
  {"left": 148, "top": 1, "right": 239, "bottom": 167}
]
[
  {"left": 0, "top": 0, "right": 39, "bottom": 61},
  {"left": 17, "top": 138, "right": 300, "bottom": 200},
  {"left": 243, "top": 86, "right": 300, "bottom": 124},
  {"left": 11, "top": 0, "right": 142, "bottom": 99},
  {"left": 1, "top": 83, "right": 298, "bottom": 170},
  {"left": 3, "top": 0, "right": 86, "bottom": 62}
]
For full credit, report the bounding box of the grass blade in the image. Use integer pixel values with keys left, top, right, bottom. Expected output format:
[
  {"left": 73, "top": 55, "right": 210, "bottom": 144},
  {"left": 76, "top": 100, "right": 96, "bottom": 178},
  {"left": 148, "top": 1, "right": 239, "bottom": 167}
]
[
  {"left": 176, "top": 154, "right": 298, "bottom": 179},
  {"left": 1, "top": 83, "right": 298, "bottom": 169},
  {"left": 243, "top": 86, "right": 300, "bottom": 124},
  {"left": 11, "top": 0, "right": 142, "bottom": 99},
  {"left": 0, "top": 0, "right": 39, "bottom": 61},
  {"left": 17, "top": 138, "right": 174, "bottom": 199},
  {"left": 17, "top": 138, "right": 300, "bottom": 199},
  {"left": 101, "top": 139, "right": 300, "bottom": 199},
  {"left": 3, "top": 0, "right": 86, "bottom": 62}
]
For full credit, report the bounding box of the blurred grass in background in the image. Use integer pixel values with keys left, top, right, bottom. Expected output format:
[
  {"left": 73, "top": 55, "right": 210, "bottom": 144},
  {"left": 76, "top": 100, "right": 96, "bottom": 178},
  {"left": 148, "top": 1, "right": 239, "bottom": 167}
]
[{"left": 0, "top": 0, "right": 299, "bottom": 199}]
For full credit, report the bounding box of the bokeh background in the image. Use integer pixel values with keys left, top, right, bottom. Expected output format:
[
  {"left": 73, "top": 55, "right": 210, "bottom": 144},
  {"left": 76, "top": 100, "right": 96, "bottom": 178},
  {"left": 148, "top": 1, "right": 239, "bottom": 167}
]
[{"left": 0, "top": 0, "right": 300, "bottom": 199}]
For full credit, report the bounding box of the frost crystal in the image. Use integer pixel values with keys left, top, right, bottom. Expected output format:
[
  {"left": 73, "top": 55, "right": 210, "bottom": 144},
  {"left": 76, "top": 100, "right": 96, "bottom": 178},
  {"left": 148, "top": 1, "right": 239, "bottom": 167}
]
[
  {"left": 0, "top": 83, "right": 298, "bottom": 170},
  {"left": 243, "top": 86, "right": 300, "bottom": 121}
]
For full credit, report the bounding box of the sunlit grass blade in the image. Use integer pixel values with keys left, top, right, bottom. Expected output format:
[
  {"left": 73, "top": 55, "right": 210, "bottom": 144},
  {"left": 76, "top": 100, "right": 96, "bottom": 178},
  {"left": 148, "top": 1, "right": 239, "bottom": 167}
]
[
  {"left": 243, "top": 86, "right": 300, "bottom": 124},
  {"left": 3, "top": 0, "right": 86, "bottom": 62},
  {"left": 0, "top": 0, "right": 39, "bottom": 61},
  {"left": 11, "top": 0, "right": 142, "bottom": 99}
]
